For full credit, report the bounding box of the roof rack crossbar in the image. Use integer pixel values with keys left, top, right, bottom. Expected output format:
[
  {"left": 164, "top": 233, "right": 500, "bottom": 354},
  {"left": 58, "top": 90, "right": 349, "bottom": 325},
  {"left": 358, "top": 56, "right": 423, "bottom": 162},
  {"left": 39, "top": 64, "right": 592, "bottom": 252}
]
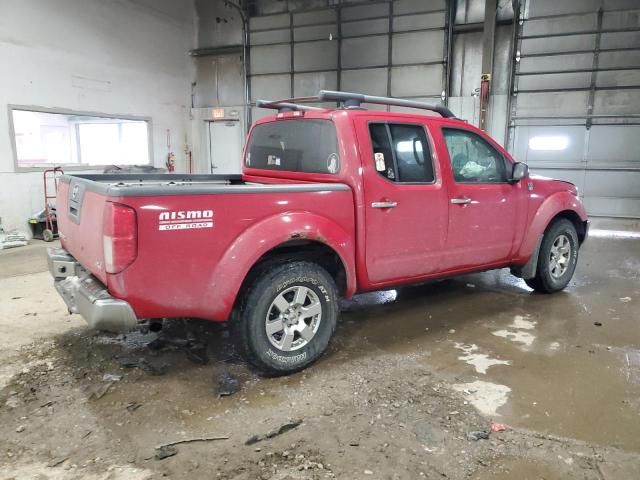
[
  {"left": 318, "top": 90, "right": 456, "bottom": 118},
  {"left": 256, "top": 99, "right": 323, "bottom": 113}
]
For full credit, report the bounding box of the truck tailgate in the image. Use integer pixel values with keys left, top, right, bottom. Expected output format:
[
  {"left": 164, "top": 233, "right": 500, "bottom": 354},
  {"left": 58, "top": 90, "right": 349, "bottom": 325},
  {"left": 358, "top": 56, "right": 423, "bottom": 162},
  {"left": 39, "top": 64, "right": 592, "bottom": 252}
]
[{"left": 56, "top": 177, "right": 111, "bottom": 284}]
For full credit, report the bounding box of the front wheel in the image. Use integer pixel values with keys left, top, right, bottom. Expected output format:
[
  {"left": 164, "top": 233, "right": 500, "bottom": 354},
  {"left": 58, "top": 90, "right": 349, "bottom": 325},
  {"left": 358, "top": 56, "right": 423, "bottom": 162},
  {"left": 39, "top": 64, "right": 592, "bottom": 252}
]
[
  {"left": 233, "top": 261, "right": 338, "bottom": 376},
  {"left": 525, "top": 219, "right": 579, "bottom": 293}
]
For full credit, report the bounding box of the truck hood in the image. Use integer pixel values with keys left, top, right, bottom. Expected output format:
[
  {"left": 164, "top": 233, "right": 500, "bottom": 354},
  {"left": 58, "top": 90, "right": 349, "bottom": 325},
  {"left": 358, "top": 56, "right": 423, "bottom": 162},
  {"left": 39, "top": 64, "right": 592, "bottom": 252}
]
[{"left": 529, "top": 174, "right": 579, "bottom": 196}]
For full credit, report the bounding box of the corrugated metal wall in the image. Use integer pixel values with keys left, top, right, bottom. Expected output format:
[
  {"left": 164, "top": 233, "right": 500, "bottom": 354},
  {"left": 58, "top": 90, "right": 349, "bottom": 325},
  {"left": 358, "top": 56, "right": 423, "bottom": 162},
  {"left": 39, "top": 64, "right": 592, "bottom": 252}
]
[
  {"left": 193, "top": 0, "right": 639, "bottom": 218},
  {"left": 508, "top": 0, "right": 640, "bottom": 218},
  {"left": 247, "top": 0, "right": 450, "bottom": 121}
]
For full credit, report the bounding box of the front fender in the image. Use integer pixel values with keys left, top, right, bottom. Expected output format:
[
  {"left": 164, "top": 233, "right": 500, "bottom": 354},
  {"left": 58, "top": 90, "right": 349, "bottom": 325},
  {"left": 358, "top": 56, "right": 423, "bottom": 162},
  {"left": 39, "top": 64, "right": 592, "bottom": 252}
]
[
  {"left": 516, "top": 191, "right": 588, "bottom": 263},
  {"left": 203, "top": 211, "right": 356, "bottom": 321}
]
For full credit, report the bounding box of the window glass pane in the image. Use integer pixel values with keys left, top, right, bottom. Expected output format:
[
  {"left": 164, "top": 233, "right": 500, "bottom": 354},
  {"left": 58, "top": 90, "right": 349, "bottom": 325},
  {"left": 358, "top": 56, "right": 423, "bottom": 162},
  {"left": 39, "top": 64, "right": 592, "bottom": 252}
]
[
  {"left": 369, "top": 123, "right": 396, "bottom": 181},
  {"left": 12, "top": 111, "right": 73, "bottom": 166},
  {"left": 246, "top": 119, "right": 340, "bottom": 174},
  {"left": 79, "top": 124, "right": 120, "bottom": 165},
  {"left": 389, "top": 124, "right": 434, "bottom": 183},
  {"left": 442, "top": 128, "right": 506, "bottom": 183},
  {"left": 11, "top": 109, "right": 150, "bottom": 168},
  {"left": 368, "top": 123, "right": 435, "bottom": 183}
]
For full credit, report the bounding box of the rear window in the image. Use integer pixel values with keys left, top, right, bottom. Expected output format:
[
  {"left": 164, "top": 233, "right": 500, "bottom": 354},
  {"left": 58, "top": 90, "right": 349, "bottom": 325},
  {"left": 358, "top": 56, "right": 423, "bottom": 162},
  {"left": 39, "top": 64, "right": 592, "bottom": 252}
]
[{"left": 246, "top": 119, "right": 340, "bottom": 174}]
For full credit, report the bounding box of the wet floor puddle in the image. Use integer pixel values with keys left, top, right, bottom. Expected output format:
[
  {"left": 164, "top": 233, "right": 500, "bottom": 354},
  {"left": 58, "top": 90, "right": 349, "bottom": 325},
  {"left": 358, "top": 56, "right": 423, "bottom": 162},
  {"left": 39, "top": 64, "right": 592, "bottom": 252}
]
[{"left": 334, "top": 259, "right": 640, "bottom": 453}]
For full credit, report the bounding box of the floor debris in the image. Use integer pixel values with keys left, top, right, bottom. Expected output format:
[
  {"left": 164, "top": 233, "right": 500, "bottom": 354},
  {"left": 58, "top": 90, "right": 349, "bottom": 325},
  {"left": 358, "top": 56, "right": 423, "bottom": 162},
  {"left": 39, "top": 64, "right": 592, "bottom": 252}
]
[
  {"left": 155, "top": 445, "right": 178, "bottom": 460},
  {"left": 126, "top": 401, "right": 142, "bottom": 412},
  {"left": 88, "top": 381, "right": 114, "bottom": 400},
  {"left": 46, "top": 456, "right": 69, "bottom": 468},
  {"left": 216, "top": 370, "right": 241, "bottom": 398},
  {"left": 156, "top": 435, "right": 229, "bottom": 450},
  {"left": 0, "top": 231, "right": 28, "bottom": 249},
  {"left": 245, "top": 419, "right": 303, "bottom": 445},
  {"left": 118, "top": 357, "right": 168, "bottom": 376},
  {"left": 491, "top": 423, "right": 507, "bottom": 432},
  {"left": 467, "top": 430, "right": 490, "bottom": 441}
]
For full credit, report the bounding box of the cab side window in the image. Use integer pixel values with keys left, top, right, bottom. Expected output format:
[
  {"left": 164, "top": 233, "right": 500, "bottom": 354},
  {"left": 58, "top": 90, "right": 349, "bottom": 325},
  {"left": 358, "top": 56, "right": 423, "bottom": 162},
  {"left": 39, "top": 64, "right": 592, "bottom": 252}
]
[
  {"left": 368, "top": 123, "right": 435, "bottom": 183},
  {"left": 442, "top": 128, "right": 507, "bottom": 183}
]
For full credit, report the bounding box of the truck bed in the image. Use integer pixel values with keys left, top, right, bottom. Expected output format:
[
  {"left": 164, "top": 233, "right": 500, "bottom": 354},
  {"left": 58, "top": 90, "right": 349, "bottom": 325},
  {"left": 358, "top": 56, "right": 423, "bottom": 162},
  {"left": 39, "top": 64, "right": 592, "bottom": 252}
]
[{"left": 55, "top": 173, "right": 355, "bottom": 323}]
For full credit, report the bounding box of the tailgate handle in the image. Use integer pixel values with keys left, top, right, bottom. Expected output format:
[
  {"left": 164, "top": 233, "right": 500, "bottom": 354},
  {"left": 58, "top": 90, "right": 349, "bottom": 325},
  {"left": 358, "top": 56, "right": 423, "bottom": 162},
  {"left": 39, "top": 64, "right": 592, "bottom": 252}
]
[
  {"left": 371, "top": 201, "right": 398, "bottom": 209},
  {"left": 67, "top": 182, "right": 85, "bottom": 224}
]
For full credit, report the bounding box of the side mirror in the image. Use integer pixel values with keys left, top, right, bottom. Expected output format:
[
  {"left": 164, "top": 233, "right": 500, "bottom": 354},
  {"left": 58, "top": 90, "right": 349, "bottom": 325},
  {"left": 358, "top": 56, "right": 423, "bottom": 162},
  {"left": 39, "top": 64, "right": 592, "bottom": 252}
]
[{"left": 510, "top": 162, "right": 529, "bottom": 182}]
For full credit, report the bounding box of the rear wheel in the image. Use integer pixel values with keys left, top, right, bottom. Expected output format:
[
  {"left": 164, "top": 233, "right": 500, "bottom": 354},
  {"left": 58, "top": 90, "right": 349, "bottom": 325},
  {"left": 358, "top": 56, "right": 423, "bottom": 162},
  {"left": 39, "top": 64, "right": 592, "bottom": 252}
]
[
  {"left": 233, "top": 261, "right": 338, "bottom": 376},
  {"left": 525, "top": 219, "right": 579, "bottom": 293},
  {"left": 42, "top": 229, "right": 54, "bottom": 242}
]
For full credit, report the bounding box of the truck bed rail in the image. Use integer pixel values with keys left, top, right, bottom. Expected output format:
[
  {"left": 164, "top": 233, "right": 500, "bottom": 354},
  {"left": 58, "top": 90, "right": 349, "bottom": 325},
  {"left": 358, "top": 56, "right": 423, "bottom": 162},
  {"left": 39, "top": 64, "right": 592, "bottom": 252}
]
[{"left": 60, "top": 174, "right": 350, "bottom": 197}]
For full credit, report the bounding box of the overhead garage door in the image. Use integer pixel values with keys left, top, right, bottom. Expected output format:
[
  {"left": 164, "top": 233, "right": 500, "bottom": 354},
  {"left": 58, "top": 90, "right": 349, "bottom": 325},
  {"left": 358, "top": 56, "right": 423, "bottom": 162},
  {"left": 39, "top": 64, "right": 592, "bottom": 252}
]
[
  {"left": 247, "top": 0, "right": 449, "bottom": 121},
  {"left": 508, "top": 0, "right": 640, "bottom": 218}
]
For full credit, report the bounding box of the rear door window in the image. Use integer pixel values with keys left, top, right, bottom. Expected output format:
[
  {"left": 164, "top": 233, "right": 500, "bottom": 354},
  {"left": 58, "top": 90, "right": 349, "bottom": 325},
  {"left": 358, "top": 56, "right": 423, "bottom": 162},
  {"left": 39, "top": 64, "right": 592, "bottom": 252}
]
[
  {"left": 246, "top": 119, "right": 340, "bottom": 174},
  {"left": 368, "top": 123, "right": 435, "bottom": 183}
]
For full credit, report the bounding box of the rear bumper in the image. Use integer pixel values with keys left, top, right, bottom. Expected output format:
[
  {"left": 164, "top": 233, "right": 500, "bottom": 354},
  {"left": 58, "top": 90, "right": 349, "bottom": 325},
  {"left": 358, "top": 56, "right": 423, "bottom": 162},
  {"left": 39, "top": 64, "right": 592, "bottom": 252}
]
[{"left": 47, "top": 247, "right": 138, "bottom": 332}]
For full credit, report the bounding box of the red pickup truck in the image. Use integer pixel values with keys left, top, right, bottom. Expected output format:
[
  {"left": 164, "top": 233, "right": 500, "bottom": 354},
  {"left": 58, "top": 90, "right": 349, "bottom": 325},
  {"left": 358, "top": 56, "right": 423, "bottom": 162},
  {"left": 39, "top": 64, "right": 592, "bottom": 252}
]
[{"left": 48, "top": 90, "right": 588, "bottom": 375}]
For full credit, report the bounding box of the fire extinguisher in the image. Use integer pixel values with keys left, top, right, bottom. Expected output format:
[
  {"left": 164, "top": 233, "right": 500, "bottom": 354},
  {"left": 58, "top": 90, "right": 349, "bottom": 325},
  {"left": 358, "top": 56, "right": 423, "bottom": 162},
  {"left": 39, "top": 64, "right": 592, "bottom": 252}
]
[
  {"left": 166, "top": 129, "right": 175, "bottom": 172},
  {"left": 166, "top": 152, "right": 176, "bottom": 172}
]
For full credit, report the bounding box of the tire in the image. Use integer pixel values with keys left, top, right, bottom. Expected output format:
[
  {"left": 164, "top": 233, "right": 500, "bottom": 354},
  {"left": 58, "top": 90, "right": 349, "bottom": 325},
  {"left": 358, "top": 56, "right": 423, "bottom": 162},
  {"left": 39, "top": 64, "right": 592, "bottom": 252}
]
[
  {"left": 233, "top": 261, "right": 338, "bottom": 376},
  {"left": 525, "top": 219, "right": 579, "bottom": 293},
  {"left": 42, "top": 229, "right": 54, "bottom": 242}
]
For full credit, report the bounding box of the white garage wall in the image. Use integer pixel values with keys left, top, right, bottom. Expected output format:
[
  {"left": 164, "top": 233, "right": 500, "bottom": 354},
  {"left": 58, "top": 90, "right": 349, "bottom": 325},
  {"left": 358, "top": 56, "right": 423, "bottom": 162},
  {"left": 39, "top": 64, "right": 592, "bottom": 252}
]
[{"left": 0, "top": 0, "right": 195, "bottom": 233}]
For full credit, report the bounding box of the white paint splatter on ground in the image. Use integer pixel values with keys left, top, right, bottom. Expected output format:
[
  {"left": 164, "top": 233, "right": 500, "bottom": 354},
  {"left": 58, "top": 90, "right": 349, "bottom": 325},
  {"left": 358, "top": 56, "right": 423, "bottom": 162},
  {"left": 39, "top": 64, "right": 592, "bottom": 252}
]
[
  {"left": 492, "top": 329, "right": 536, "bottom": 347},
  {"left": 510, "top": 315, "right": 537, "bottom": 330},
  {"left": 492, "top": 314, "right": 537, "bottom": 349},
  {"left": 548, "top": 341, "right": 562, "bottom": 352},
  {"left": 454, "top": 343, "right": 511, "bottom": 374},
  {"left": 452, "top": 380, "right": 511, "bottom": 417},
  {"left": 623, "top": 349, "right": 640, "bottom": 384}
]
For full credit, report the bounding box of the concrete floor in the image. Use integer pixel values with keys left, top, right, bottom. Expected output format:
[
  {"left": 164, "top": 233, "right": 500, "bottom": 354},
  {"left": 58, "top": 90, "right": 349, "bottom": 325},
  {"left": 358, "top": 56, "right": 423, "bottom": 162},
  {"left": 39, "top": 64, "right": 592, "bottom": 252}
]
[{"left": 0, "top": 233, "right": 639, "bottom": 479}]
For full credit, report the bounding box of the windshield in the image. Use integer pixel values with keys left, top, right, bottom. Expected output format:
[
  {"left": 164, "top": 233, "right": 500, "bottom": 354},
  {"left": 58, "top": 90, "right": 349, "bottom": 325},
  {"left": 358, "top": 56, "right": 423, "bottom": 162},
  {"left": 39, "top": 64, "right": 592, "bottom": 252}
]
[{"left": 246, "top": 119, "right": 340, "bottom": 175}]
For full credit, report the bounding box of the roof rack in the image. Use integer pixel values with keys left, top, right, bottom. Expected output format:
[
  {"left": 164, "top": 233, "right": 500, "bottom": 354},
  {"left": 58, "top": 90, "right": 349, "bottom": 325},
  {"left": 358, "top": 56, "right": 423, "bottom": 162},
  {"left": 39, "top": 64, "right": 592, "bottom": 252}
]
[
  {"left": 256, "top": 90, "right": 456, "bottom": 118},
  {"left": 319, "top": 90, "right": 456, "bottom": 118},
  {"left": 255, "top": 99, "right": 323, "bottom": 113}
]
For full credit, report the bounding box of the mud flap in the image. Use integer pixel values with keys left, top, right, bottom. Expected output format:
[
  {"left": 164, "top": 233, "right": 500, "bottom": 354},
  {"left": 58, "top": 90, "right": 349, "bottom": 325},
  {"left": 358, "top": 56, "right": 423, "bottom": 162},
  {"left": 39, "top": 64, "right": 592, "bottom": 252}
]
[{"left": 511, "top": 235, "right": 543, "bottom": 280}]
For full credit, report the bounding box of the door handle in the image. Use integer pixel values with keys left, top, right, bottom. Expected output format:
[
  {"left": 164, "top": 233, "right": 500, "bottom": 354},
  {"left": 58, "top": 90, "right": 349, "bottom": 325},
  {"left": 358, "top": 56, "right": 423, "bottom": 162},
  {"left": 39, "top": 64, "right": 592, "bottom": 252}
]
[
  {"left": 371, "top": 201, "right": 398, "bottom": 209},
  {"left": 450, "top": 197, "right": 472, "bottom": 205}
]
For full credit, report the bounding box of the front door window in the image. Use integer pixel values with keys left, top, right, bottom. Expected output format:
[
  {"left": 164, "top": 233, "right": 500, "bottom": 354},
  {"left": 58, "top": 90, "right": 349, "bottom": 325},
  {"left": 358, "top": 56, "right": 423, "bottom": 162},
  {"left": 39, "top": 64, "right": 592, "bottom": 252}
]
[{"left": 442, "top": 128, "right": 508, "bottom": 183}]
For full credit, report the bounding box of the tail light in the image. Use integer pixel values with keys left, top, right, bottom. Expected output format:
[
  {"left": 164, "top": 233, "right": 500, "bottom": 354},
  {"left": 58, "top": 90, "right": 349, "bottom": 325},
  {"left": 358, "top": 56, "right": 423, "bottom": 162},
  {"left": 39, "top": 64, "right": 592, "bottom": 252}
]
[{"left": 103, "top": 202, "right": 137, "bottom": 274}]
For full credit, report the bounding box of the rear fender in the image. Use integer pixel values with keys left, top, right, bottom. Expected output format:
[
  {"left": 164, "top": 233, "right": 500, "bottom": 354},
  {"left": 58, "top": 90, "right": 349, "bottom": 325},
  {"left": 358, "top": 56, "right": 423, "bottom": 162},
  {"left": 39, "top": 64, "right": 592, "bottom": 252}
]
[
  {"left": 516, "top": 191, "right": 587, "bottom": 263},
  {"left": 203, "top": 211, "right": 356, "bottom": 320}
]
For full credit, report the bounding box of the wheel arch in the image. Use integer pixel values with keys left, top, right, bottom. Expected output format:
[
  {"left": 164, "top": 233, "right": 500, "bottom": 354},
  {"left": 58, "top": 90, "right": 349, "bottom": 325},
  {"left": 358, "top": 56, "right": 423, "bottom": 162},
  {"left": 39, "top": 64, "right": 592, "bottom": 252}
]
[
  {"left": 549, "top": 210, "right": 587, "bottom": 244},
  {"left": 516, "top": 191, "right": 588, "bottom": 263},
  {"left": 203, "top": 211, "right": 356, "bottom": 321},
  {"left": 512, "top": 210, "right": 585, "bottom": 279}
]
